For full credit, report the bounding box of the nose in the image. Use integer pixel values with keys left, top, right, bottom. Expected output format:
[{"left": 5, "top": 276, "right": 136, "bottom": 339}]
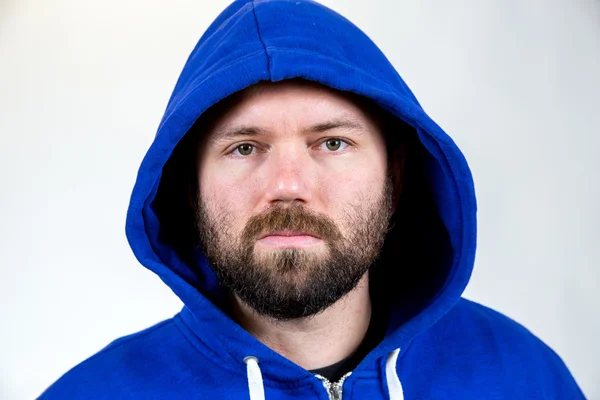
[{"left": 262, "top": 148, "right": 313, "bottom": 205}]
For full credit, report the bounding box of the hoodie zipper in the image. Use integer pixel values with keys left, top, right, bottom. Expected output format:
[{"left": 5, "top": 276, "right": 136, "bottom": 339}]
[{"left": 316, "top": 372, "right": 352, "bottom": 400}]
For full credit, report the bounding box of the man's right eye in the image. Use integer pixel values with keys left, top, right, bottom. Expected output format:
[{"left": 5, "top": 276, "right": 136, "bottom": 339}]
[{"left": 231, "top": 143, "right": 255, "bottom": 157}]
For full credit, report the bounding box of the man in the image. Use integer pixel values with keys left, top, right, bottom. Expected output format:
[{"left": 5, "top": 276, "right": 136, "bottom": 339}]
[{"left": 41, "top": 0, "right": 583, "bottom": 398}]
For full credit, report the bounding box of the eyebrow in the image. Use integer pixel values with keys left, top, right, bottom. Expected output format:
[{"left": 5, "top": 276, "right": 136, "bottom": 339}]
[{"left": 209, "top": 117, "right": 366, "bottom": 143}]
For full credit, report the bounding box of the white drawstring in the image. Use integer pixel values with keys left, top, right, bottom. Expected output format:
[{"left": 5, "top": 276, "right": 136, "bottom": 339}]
[
  {"left": 244, "top": 349, "right": 404, "bottom": 400},
  {"left": 244, "top": 356, "right": 266, "bottom": 400},
  {"left": 385, "top": 348, "right": 404, "bottom": 400}
]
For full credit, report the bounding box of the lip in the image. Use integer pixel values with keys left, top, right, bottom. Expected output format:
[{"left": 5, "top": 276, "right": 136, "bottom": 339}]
[
  {"left": 257, "top": 232, "right": 323, "bottom": 247},
  {"left": 258, "top": 230, "right": 320, "bottom": 240}
]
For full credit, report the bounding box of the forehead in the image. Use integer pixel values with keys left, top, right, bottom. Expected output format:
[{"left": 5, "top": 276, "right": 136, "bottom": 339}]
[
  {"left": 240, "top": 79, "right": 369, "bottom": 111},
  {"left": 201, "top": 79, "right": 386, "bottom": 137}
]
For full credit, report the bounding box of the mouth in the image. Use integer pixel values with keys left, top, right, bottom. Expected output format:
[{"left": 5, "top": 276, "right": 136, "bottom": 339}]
[
  {"left": 257, "top": 230, "right": 323, "bottom": 247},
  {"left": 259, "top": 230, "right": 320, "bottom": 239}
]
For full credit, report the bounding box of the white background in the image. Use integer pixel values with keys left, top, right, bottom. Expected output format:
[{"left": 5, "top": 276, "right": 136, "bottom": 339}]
[{"left": 1, "top": 0, "right": 598, "bottom": 398}]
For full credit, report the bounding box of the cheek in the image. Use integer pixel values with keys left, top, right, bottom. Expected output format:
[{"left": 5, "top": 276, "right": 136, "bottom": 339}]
[
  {"left": 321, "top": 164, "right": 387, "bottom": 219},
  {"left": 199, "top": 168, "right": 264, "bottom": 229}
]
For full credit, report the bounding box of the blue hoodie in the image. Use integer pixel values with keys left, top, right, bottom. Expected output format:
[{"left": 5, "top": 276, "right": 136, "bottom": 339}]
[{"left": 40, "top": 0, "right": 584, "bottom": 398}]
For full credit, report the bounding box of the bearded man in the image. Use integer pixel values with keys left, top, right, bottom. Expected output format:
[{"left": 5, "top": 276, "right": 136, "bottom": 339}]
[{"left": 40, "top": 1, "right": 583, "bottom": 399}]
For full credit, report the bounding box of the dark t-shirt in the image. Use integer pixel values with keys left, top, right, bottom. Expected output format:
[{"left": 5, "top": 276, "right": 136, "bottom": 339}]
[{"left": 309, "top": 308, "right": 386, "bottom": 382}]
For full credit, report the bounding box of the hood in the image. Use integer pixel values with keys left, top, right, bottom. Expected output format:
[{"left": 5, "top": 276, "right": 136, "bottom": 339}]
[{"left": 125, "top": 0, "right": 477, "bottom": 378}]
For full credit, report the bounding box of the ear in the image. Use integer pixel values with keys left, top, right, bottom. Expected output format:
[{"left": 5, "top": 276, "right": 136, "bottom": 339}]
[{"left": 389, "top": 143, "right": 405, "bottom": 214}]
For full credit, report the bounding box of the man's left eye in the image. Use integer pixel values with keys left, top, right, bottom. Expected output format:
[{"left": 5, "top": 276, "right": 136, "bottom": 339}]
[{"left": 321, "top": 138, "right": 349, "bottom": 152}]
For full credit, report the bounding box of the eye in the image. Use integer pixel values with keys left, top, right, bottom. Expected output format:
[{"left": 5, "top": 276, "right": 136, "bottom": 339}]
[
  {"left": 232, "top": 143, "right": 255, "bottom": 156},
  {"left": 228, "top": 139, "right": 351, "bottom": 157},
  {"left": 321, "top": 138, "right": 350, "bottom": 152}
]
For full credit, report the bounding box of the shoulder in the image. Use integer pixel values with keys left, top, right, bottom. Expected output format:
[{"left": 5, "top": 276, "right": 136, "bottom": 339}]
[
  {"left": 39, "top": 317, "right": 184, "bottom": 399},
  {"left": 442, "top": 298, "right": 546, "bottom": 342},
  {"left": 444, "top": 299, "right": 564, "bottom": 356},
  {"left": 411, "top": 298, "right": 584, "bottom": 397},
  {"left": 441, "top": 298, "right": 572, "bottom": 368}
]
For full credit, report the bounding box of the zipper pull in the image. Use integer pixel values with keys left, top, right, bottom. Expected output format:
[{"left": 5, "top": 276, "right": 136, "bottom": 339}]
[{"left": 316, "top": 372, "right": 352, "bottom": 400}]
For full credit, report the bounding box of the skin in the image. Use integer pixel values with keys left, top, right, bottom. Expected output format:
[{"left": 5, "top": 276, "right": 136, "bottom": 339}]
[{"left": 195, "top": 79, "right": 403, "bottom": 371}]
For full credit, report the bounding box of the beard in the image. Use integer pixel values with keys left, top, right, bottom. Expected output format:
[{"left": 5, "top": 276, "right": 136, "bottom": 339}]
[{"left": 195, "top": 175, "right": 394, "bottom": 321}]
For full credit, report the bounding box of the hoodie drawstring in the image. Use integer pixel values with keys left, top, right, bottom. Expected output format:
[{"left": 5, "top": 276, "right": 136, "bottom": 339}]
[
  {"left": 244, "top": 356, "right": 266, "bottom": 400},
  {"left": 385, "top": 348, "right": 404, "bottom": 400},
  {"left": 244, "top": 348, "right": 404, "bottom": 400}
]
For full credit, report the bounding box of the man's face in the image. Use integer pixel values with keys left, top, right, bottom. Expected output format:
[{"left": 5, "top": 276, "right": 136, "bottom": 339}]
[{"left": 195, "top": 80, "right": 395, "bottom": 320}]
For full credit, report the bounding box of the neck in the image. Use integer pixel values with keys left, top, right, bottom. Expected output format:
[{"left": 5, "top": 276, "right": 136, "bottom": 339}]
[{"left": 231, "top": 273, "right": 372, "bottom": 371}]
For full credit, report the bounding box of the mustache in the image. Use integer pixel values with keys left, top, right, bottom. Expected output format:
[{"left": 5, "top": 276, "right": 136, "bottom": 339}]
[{"left": 241, "top": 203, "right": 343, "bottom": 245}]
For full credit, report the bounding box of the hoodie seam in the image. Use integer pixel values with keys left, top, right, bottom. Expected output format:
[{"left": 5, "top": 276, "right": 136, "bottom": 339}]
[
  {"left": 251, "top": 0, "right": 272, "bottom": 78},
  {"left": 263, "top": 46, "right": 400, "bottom": 96}
]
